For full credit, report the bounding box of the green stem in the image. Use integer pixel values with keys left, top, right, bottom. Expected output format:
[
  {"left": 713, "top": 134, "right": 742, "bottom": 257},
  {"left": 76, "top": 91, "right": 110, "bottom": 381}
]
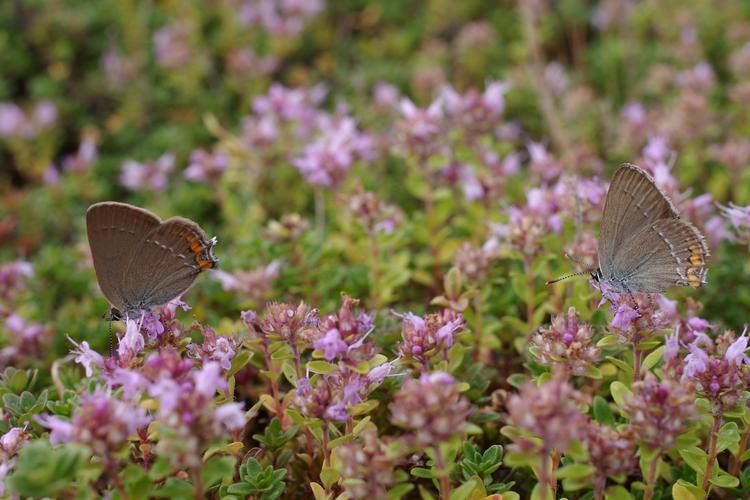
[
  {"left": 419, "top": 156, "right": 442, "bottom": 290},
  {"left": 368, "top": 232, "right": 383, "bottom": 308},
  {"left": 473, "top": 294, "right": 484, "bottom": 362},
  {"left": 519, "top": 0, "right": 571, "bottom": 161},
  {"left": 315, "top": 188, "right": 326, "bottom": 241},
  {"left": 525, "top": 257, "right": 535, "bottom": 332}
]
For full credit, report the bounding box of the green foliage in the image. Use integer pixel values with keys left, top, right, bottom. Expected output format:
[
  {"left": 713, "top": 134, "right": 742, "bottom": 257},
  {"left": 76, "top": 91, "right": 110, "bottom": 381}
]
[
  {"left": 458, "top": 442, "right": 514, "bottom": 493},
  {"left": 5, "top": 440, "right": 94, "bottom": 497},
  {"left": 222, "top": 458, "right": 287, "bottom": 500}
]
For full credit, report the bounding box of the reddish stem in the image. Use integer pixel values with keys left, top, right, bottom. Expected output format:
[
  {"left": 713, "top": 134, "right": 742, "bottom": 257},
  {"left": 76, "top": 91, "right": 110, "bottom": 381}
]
[
  {"left": 731, "top": 423, "right": 750, "bottom": 476},
  {"left": 702, "top": 414, "right": 722, "bottom": 497}
]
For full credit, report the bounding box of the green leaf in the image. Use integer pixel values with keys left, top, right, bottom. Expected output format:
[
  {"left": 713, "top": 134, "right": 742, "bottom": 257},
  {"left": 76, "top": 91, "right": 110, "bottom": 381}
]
[
  {"left": 610, "top": 381, "right": 632, "bottom": 408},
  {"left": 449, "top": 476, "right": 482, "bottom": 500},
  {"left": 584, "top": 365, "right": 603, "bottom": 379},
  {"left": 387, "top": 483, "right": 415, "bottom": 499},
  {"left": 149, "top": 457, "right": 173, "bottom": 480},
  {"left": 309, "top": 482, "right": 328, "bottom": 500},
  {"left": 597, "top": 334, "right": 620, "bottom": 347},
  {"left": 410, "top": 467, "right": 435, "bottom": 479},
  {"left": 605, "top": 485, "right": 634, "bottom": 500},
  {"left": 557, "top": 463, "right": 596, "bottom": 480},
  {"left": 709, "top": 470, "right": 739, "bottom": 488},
  {"left": 606, "top": 356, "right": 634, "bottom": 376},
  {"left": 202, "top": 456, "right": 236, "bottom": 488},
  {"left": 306, "top": 361, "right": 338, "bottom": 375},
  {"left": 672, "top": 479, "right": 704, "bottom": 499},
  {"left": 679, "top": 447, "right": 708, "bottom": 475},
  {"left": 717, "top": 421, "right": 740, "bottom": 453},
  {"left": 153, "top": 478, "right": 194, "bottom": 499},
  {"left": 229, "top": 350, "right": 253, "bottom": 376},
  {"left": 122, "top": 464, "right": 153, "bottom": 498},
  {"left": 320, "top": 466, "right": 340, "bottom": 490},
  {"left": 641, "top": 346, "right": 665, "bottom": 371},
  {"left": 592, "top": 395, "right": 615, "bottom": 425},
  {"left": 5, "top": 440, "right": 91, "bottom": 498}
]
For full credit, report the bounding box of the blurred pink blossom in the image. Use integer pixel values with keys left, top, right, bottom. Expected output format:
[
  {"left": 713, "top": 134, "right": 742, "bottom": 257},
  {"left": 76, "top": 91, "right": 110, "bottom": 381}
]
[
  {"left": 184, "top": 149, "right": 229, "bottom": 183},
  {"left": 293, "top": 117, "right": 375, "bottom": 188},
  {"left": 120, "top": 153, "right": 175, "bottom": 192},
  {"left": 153, "top": 21, "right": 193, "bottom": 68}
]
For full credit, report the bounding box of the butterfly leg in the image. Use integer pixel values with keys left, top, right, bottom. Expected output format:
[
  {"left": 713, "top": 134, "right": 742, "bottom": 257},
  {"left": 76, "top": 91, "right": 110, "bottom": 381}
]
[{"left": 622, "top": 283, "right": 639, "bottom": 311}]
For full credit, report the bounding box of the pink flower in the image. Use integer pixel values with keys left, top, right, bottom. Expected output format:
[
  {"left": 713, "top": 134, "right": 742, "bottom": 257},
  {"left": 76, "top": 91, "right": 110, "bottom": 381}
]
[
  {"left": 622, "top": 102, "right": 647, "bottom": 127},
  {"left": 153, "top": 21, "right": 193, "bottom": 68},
  {"left": 720, "top": 203, "right": 750, "bottom": 231},
  {"left": 141, "top": 311, "right": 165, "bottom": 340},
  {"left": 120, "top": 153, "right": 175, "bottom": 192},
  {"left": 0, "top": 103, "right": 29, "bottom": 137},
  {"left": 683, "top": 343, "right": 710, "bottom": 378},
  {"left": 643, "top": 136, "right": 671, "bottom": 163},
  {"left": 664, "top": 330, "right": 680, "bottom": 362},
  {"left": 38, "top": 391, "right": 150, "bottom": 456},
  {"left": 325, "top": 402, "right": 349, "bottom": 422},
  {"left": 434, "top": 316, "right": 464, "bottom": 348},
  {"left": 314, "top": 328, "right": 348, "bottom": 361},
  {"left": 611, "top": 304, "right": 641, "bottom": 331},
  {"left": 62, "top": 135, "right": 98, "bottom": 173},
  {"left": 293, "top": 117, "right": 375, "bottom": 188},
  {"left": 194, "top": 361, "right": 226, "bottom": 398},
  {"left": 373, "top": 82, "right": 400, "bottom": 107},
  {"left": 118, "top": 318, "right": 145, "bottom": 362},
  {"left": 67, "top": 335, "right": 105, "bottom": 377},
  {"left": 212, "top": 261, "right": 280, "bottom": 302},
  {"left": 395, "top": 97, "right": 444, "bottom": 157},
  {"left": 213, "top": 402, "right": 246, "bottom": 431},
  {"left": 366, "top": 360, "right": 397, "bottom": 386},
  {"left": 32, "top": 100, "right": 57, "bottom": 127},
  {"left": 0, "top": 427, "right": 28, "bottom": 455},
  {"left": 725, "top": 327, "right": 749, "bottom": 366},
  {"left": 106, "top": 368, "right": 148, "bottom": 399},
  {"left": 527, "top": 142, "right": 563, "bottom": 183},
  {"left": 4, "top": 314, "right": 44, "bottom": 342},
  {"left": 149, "top": 378, "right": 182, "bottom": 416},
  {"left": 184, "top": 149, "right": 229, "bottom": 183},
  {"left": 34, "top": 414, "right": 76, "bottom": 444}
]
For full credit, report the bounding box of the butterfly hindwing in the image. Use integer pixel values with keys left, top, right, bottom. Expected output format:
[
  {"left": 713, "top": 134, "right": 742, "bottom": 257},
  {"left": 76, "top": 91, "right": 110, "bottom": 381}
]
[{"left": 598, "top": 164, "right": 679, "bottom": 278}]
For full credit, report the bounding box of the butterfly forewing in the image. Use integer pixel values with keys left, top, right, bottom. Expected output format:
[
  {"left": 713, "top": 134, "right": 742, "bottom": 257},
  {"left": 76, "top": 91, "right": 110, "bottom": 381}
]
[
  {"left": 598, "top": 164, "right": 679, "bottom": 276},
  {"left": 121, "top": 217, "right": 215, "bottom": 310},
  {"left": 86, "top": 202, "right": 161, "bottom": 312}
]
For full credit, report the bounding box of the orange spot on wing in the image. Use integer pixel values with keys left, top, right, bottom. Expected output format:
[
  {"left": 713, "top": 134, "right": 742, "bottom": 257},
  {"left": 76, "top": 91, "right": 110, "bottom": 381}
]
[{"left": 185, "top": 234, "right": 217, "bottom": 271}]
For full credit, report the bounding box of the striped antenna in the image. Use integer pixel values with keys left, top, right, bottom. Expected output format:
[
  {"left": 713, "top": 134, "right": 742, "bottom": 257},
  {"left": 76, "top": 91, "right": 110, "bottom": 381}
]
[
  {"left": 545, "top": 270, "right": 591, "bottom": 285},
  {"left": 546, "top": 252, "right": 594, "bottom": 285}
]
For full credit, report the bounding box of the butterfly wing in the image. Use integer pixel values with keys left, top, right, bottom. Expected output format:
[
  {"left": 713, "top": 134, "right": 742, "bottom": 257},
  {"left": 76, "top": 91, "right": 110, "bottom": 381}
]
[
  {"left": 598, "top": 164, "right": 679, "bottom": 276},
  {"left": 86, "top": 202, "right": 161, "bottom": 312},
  {"left": 120, "top": 217, "right": 217, "bottom": 310},
  {"left": 607, "top": 218, "right": 709, "bottom": 293}
]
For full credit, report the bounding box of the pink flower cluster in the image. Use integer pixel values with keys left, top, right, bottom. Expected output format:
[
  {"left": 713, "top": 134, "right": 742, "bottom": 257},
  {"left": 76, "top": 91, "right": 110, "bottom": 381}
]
[
  {"left": 0, "top": 101, "right": 57, "bottom": 139},
  {"left": 120, "top": 153, "right": 175, "bottom": 192},
  {"left": 238, "top": 0, "right": 326, "bottom": 37}
]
